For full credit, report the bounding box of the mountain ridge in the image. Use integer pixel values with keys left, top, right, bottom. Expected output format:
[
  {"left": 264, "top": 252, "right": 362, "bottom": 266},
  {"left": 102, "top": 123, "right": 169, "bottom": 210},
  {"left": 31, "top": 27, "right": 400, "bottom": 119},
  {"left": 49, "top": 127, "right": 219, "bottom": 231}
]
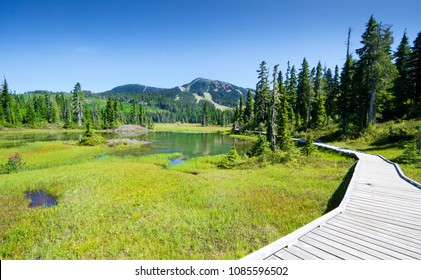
[{"left": 105, "top": 78, "right": 253, "bottom": 107}]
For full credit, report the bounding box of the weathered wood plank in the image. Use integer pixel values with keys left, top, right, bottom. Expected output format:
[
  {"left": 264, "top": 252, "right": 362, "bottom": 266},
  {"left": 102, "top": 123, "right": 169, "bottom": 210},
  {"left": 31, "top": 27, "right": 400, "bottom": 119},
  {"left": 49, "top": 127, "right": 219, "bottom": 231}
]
[
  {"left": 265, "top": 255, "right": 282, "bottom": 260},
  {"left": 345, "top": 208, "right": 421, "bottom": 230},
  {"left": 348, "top": 197, "right": 421, "bottom": 214},
  {"left": 340, "top": 212, "right": 421, "bottom": 239},
  {"left": 299, "top": 236, "right": 361, "bottom": 260},
  {"left": 322, "top": 223, "right": 413, "bottom": 259},
  {"left": 325, "top": 221, "right": 421, "bottom": 259},
  {"left": 305, "top": 231, "right": 377, "bottom": 259},
  {"left": 292, "top": 240, "right": 342, "bottom": 260},
  {"left": 273, "top": 249, "right": 303, "bottom": 260},
  {"left": 284, "top": 246, "right": 322, "bottom": 260},
  {"left": 340, "top": 213, "right": 421, "bottom": 241},
  {"left": 346, "top": 201, "right": 421, "bottom": 220},
  {"left": 334, "top": 215, "right": 421, "bottom": 250},
  {"left": 312, "top": 227, "right": 391, "bottom": 259}
]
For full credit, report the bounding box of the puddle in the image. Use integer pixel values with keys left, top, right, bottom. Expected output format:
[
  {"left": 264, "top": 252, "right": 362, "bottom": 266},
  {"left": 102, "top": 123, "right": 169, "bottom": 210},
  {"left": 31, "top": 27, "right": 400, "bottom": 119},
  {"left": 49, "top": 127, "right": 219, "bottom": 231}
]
[
  {"left": 163, "top": 157, "right": 186, "bottom": 170},
  {"left": 169, "top": 158, "right": 185, "bottom": 166},
  {"left": 26, "top": 190, "right": 57, "bottom": 208}
]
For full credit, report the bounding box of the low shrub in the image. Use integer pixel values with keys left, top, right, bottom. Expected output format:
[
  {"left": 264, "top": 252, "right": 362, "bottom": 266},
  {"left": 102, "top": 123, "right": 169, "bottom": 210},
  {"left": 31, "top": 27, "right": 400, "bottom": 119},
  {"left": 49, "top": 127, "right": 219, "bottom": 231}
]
[
  {"left": 0, "top": 152, "right": 25, "bottom": 174},
  {"left": 79, "top": 122, "right": 107, "bottom": 146}
]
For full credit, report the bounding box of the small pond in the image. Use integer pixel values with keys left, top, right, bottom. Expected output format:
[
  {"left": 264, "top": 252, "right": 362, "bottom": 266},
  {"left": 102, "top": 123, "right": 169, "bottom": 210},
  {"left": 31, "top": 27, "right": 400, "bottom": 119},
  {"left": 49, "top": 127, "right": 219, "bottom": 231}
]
[{"left": 26, "top": 191, "right": 57, "bottom": 208}]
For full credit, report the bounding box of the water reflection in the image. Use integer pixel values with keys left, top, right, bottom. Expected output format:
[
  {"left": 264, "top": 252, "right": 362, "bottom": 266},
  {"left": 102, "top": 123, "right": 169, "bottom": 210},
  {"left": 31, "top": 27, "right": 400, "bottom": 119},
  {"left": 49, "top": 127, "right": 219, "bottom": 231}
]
[{"left": 0, "top": 131, "right": 251, "bottom": 159}]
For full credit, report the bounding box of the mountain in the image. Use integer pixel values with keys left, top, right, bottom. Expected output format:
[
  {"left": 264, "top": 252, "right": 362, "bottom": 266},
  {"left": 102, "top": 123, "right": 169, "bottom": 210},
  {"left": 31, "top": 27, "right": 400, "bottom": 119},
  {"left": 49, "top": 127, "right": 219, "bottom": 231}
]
[
  {"left": 105, "top": 78, "right": 252, "bottom": 108},
  {"left": 108, "top": 84, "right": 168, "bottom": 94}
]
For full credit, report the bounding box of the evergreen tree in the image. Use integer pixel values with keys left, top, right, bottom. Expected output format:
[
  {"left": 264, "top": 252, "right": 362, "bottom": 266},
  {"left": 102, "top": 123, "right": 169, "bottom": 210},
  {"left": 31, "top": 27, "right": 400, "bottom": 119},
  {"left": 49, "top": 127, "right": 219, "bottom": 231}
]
[
  {"left": 138, "top": 103, "right": 146, "bottom": 126},
  {"left": 277, "top": 70, "right": 292, "bottom": 151},
  {"left": 325, "top": 66, "right": 340, "bottom": 119},
  {"left": 354, "top": 16, "right": 397, "bottom": 128},
  {"left": 103, "top": 97, "right": 115, "bottom": 128},
  {"left": 63, "top": 99, "right": 72, "bottom": 128},
  {"left": 23, "top": 98, "right": 36, "bottom": 127},
  {"left": 1, "top": 79, "right": 12, "bottom": 124},
  {"left": 296, "top": 58, "right": 312, "bottom": 130},
  {"left": 393, "top": 31, "right": 412, "bottom": 118},
  {"left": 310, "top": 61, "right": 327, "bottom": 128},
  {"left": 254, "top": 61, "right": 271, "bottom": 127},
  {"left": 92, "top": 102, "right": 100, "bottom": 128},
  {"left": 243, "top": 89, "right": 254, "bottom": 124},
  {"left": 410, "top": 31, "right": 421, "bottom": 117},
  {"left": 339, "top": 55, "right": 355, "bottom": 133},
  {"left": 130, "top": 100, "right": 137, "bottom": 124},
  {"left": 267, "top": 64, "right": 279, "bottom": 150},
  {"left": 72, "top": 82, "right": 84, "bottom": 126},
  {"left": 287, "top": 65, "right": 298, "bottom": 108},
  {"left": 238, "top": 94, "right": 244, "bottom": 124},
  {"left": 201, "top": 101, "right": 210, "bottom": 126}
]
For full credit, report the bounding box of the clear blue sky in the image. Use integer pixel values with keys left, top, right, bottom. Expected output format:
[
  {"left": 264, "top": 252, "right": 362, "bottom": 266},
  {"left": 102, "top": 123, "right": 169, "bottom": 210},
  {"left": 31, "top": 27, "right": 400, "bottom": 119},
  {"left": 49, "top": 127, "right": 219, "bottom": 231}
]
[{"left": 1, "top": 0, "right": 420, "bottom": 93}]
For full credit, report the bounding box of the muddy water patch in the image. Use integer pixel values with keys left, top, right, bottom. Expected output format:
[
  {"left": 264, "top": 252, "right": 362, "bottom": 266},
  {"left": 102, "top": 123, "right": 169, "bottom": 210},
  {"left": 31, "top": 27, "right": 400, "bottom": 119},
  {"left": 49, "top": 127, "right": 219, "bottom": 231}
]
[{"left": 26, "top": 190, "right": 57, "bottom": 208}]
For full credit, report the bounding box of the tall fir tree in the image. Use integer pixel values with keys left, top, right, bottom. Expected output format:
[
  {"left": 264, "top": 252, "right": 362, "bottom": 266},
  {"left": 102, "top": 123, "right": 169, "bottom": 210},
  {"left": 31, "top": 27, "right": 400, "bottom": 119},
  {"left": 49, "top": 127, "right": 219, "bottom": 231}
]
[
  {"left": 310, "top": 61, "right": 327, "bottom": 128},
  {"left": 238, "top": 93, "right": 244, "bottom": 124},
  {"left": 277, "top": 70, "right": 292, "bottom": 151},
  {"left": 72, "top": 82, "right": 84, "bottom": 126},
  {"left": 1, "top": 78, "right": 12, "bottom": 124},
  {"left": 92, "top": 102, "right": 100, "bottom": 128},
  {"left": 130, "top": 100, "right": 138, "bottom": 124},
  {"left": 267, "top": 65, "right": 279, "bottom": 150},
  {"left": 296, "top": 58, "right": 312, "bottom": 130},
  {"left": 410, "top": 31, "right": 421, "bottom": 117},
  {"left": 23, "top": 98, "right": 36, "bottom": 127},
  {"left": 201, "top": 101, "right": 210, "bottom": 126},
  {"left": 354, "top": 15, "right": 397, "bottom": 128},
  {"left": 393, "top": 31, "right": 412, "bottom": 118},
  {"left": 254, "top": 61, "right": 271, "bottom": 128},
  {"left": 243, "top": 89, "right": 254, "bottom": 124}
]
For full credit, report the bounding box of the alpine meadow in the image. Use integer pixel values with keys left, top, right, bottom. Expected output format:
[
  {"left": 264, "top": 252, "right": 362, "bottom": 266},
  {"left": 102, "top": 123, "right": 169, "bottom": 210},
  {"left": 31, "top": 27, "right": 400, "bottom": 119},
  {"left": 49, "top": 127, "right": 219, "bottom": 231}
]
[{"left": 1, "top": 2, "right": 420, "bottom": 264}]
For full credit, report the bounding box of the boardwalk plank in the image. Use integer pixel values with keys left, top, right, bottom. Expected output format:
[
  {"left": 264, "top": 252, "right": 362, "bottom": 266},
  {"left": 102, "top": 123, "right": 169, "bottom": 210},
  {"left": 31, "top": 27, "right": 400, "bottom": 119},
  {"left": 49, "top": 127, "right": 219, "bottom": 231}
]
[
  {"left": 243, "top": 143, "right": 421, "bottom": 260},
  {"left": 334, "top": 215, "right": 421, "bottom": 249},
  {"left": 292, "top": 240, "right": 342, "bottom": 260},
  {"left": 311, "top": 228, "right": 389, "bottom": 259},
  {"left": 305, "top": 232, "right": 377, "bottom": 259},
  {"left": 322, "top": 224, "right": 412, "bottom": 259},
  {"left": 348, "top": 197, "right": 421, "bottom": 215},
  {"left": 273, "top": 249, "right": 303, "bottom": 260},
  {"left": 284, "top": 246, "right": 322, "bottom": 260},
  {"left": 325, "top": 221, "right": 420, "bottom": 259},
  {"left": 346, "top": 201, "right": 421, "bottom": 220},
  {"left": 339, "top": 212, "right": 421, "bottom": 239},
  {"left": 299, "top": 236, "right": 361, "bottom": 260}
]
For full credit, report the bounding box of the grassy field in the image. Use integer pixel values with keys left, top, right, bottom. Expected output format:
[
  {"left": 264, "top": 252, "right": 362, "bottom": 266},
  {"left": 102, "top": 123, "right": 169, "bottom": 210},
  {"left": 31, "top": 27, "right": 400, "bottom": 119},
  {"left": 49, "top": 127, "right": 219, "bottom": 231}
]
[{"left": 0, "top": 133, "right": 354, "bottom": 259}]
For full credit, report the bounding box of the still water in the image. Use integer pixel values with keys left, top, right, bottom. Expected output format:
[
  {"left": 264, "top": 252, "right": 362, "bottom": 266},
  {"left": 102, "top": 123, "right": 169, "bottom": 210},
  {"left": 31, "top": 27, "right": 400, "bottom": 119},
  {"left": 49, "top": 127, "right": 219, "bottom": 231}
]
[{"left": 0, "top": 131, "right": 251, "bottom": 159}]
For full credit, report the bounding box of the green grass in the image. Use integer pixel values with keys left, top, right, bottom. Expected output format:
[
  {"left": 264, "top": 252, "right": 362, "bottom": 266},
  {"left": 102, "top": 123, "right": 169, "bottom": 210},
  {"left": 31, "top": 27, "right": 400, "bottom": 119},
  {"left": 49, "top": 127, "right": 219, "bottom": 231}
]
[{"left": 0, "top": 138, "right": 354, "bottom": 260}]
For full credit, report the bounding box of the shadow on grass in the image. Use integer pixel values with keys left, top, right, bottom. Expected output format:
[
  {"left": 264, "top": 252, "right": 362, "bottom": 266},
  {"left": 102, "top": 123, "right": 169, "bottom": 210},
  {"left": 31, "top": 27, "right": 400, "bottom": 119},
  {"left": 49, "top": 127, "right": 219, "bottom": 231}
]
[{"left": 324, "top": 162, "right": 357, "bottom": 214}]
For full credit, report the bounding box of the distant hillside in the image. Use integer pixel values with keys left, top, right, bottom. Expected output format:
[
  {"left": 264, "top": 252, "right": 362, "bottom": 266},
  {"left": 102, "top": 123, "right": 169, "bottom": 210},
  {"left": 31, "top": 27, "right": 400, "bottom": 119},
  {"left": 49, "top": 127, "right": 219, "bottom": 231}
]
[{"left": 104, "top": 78, "right": 253, "bottom": 108}]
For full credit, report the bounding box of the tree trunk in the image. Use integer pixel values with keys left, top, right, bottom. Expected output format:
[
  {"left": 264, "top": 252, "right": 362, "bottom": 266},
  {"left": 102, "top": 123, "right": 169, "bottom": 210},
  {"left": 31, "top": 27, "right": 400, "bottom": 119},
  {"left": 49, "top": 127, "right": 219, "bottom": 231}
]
[{"left": 368, "top": 88, "right": 376, "bottom": 125}]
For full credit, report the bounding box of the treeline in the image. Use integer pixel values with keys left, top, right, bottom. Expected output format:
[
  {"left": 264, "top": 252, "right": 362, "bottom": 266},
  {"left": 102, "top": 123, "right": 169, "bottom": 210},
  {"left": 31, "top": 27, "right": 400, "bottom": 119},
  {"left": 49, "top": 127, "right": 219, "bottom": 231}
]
[
  {"left": 0, "top": 80, "right": 233, "bottom": 129},
  {"left": 98, "top": 91, "right": 234, "bottom": 126},
  {"left": 233, "top": 16, "right": 421, "bottom": 146},
  {"left": 0, "top": 81, "right": 154, "bottom": 129}
]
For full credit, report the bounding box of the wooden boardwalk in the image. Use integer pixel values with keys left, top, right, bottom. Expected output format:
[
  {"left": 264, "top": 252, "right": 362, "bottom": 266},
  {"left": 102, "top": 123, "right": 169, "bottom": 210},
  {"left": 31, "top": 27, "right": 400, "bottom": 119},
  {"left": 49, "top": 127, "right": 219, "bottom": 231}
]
[{"left": 243, "top": 143, "right": 421, "bottom": 260}]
